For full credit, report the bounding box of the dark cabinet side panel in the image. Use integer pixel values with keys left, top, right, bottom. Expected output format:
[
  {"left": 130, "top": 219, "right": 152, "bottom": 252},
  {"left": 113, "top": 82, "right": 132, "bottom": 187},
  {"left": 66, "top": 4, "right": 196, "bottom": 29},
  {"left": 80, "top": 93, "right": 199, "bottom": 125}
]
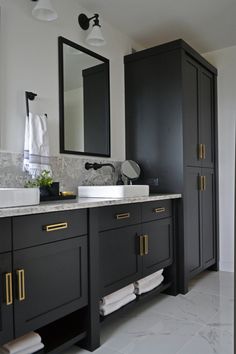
[
  {"left": 14, "top": 237, "right": 88, "bottom": 337},
  {"left": 142, "top": 218, "right": 173, "bottom": 277},
  {"left": 202, "top": 169, "right": 216, "bottom": 267},
  {"left": 125, "top": 49, "right": 184, "bottom": 193},
  {"left": 184, "top": 167, "right": 202, "bottom": 277},
  {"left": 0, "top": 218, "right": 12, "bottom": 253},
  {"left": 0, "top": 253, "right": 14, "bottom": 345},
  {"left": 99, "top": 225, "right": 142, "bottom": 296}
]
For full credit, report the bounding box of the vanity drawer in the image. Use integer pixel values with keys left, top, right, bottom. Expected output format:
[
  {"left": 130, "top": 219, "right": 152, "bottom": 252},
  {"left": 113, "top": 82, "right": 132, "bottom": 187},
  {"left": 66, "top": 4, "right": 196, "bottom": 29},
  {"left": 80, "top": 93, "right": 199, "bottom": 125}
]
[
  {"left": 0, "top": 218, "right": 12, "bottom": 253},
  {"left": 13, "top": 209, "right": 87, "bottom": 249},
  {"left": 142, "top": 200, "right": 172, "bottom": 222},
  {"left": 98, "top": 204, "right": 141, "bottom": 231}
]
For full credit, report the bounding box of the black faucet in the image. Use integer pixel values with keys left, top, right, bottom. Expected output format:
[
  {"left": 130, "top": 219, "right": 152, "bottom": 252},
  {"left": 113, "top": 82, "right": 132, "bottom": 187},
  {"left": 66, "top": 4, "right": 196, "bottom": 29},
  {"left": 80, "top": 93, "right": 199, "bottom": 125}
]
[{"left": 85, "top": 162, "right": 115, "bottom": 172}]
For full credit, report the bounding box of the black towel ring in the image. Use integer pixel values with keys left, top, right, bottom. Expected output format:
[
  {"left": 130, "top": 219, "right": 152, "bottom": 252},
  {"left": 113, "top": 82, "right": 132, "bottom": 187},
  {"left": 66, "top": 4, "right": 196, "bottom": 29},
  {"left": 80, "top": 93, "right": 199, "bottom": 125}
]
[{"left": 25, "top": 91, "right": 37, "bottom": 117}]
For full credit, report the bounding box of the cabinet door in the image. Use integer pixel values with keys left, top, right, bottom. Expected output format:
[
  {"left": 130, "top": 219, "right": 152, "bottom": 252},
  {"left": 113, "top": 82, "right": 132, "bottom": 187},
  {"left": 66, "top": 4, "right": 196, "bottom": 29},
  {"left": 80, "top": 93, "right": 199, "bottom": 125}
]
[
  {"left": 14, "top": 237, "right": 88, "bottom": 337},
  {"left": 0, "top": 253, "right": 14, "bottom": 345},
  {"left": 185, "top": 167, "right": 202, "bottom": 277},
  {"left": 183, "top": 56, "right": 200, "bottom": 167},
  {"left": 202, "top": 169, "right": 216, "bottom": 267},
  {"left": 99, "top": 225, "right": 142, "bottom": 296},
  {"left": 142, "top": 218, "right": 173, "bottom": 277},
  {"left": 199, "top": 69, "right": 215, "bottom": 168}
]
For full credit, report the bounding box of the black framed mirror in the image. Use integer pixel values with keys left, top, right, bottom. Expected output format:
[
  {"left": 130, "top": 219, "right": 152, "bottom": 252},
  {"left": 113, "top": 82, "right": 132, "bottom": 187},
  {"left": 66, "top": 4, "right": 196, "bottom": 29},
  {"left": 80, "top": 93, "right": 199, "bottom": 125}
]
[{"left": 58, "top": 36, "right": 110, "bottom": 157}]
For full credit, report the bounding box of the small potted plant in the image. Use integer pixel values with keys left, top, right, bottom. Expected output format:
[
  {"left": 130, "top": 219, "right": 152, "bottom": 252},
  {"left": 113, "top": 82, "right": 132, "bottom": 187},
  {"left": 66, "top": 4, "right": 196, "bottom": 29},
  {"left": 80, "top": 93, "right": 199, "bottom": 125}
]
[{"left": 25, "top": 170, "right": 59, "bottom": 200}]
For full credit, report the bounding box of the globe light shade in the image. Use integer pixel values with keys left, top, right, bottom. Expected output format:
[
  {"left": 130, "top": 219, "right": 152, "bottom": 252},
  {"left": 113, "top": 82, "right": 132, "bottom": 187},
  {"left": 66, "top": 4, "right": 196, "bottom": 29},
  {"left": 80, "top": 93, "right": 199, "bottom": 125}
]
[{"left": 32, "top": 0, "right": 58, "bottom": 21}]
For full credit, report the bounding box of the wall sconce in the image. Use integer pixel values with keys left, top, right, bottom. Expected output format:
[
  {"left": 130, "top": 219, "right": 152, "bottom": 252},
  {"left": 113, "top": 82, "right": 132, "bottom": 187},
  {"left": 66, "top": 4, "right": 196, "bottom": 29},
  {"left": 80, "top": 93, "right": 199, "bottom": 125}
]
[
  {"left": 31, "top": 0, "right": 58, "bottom": 21},
  {"left": 78, "top": 13, "right": 106, "bottom": 47}
]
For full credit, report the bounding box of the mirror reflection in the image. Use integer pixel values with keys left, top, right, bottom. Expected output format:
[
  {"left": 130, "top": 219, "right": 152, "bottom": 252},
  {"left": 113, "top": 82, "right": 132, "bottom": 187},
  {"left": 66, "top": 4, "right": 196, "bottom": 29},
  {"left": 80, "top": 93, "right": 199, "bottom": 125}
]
[{"left": 59, "top": 37, "right": 110, "bottom": 157}]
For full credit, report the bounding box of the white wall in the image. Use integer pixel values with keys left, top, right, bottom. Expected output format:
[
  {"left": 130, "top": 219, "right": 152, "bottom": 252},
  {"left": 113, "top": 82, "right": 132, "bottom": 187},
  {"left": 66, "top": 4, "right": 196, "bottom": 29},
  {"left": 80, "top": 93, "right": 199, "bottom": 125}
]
[
  {"left": 203, "top": 46, "right": 236, "bottom": 272},
  {"left": 0, "top": 0, "right": 142, "bottom": 160}
]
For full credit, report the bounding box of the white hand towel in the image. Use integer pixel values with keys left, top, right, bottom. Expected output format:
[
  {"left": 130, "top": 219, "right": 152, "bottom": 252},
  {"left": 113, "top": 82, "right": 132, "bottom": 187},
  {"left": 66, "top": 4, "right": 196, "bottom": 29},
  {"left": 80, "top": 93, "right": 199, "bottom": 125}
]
[
  {"left": 2, "top": 332, "right": 42, "bottom": 354},
  {"left": 100, "top": 284, "right": 135, "bottom": 306},
  {"left": 23, "top": 113, "right": 51, "bottom": 178},
  {"left": 134, "top": 269, "right": 163, "bottom": 288},
  {"left": 12, "top": 342, "right": 44, "bottom": 354},
  {"left": 100, "top": 293, "right": 136, "bottom": 316},
  {"left": 134, "top": 275, "right": 164, "bottom": 295}
]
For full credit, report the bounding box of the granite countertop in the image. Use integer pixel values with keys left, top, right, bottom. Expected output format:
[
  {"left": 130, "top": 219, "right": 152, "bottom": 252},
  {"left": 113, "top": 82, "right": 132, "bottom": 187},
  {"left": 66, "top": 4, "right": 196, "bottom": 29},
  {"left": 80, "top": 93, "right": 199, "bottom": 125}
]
[{"left": 0, "top": 194, "right": 182, "bottom": 218}]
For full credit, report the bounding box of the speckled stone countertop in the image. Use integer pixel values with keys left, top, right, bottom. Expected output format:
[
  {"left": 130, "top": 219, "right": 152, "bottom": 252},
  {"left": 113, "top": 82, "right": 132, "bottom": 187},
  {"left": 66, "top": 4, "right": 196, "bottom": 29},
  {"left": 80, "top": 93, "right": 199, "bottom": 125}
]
[{"left": 0, "top": 194, "right": 181, "bottom": 218}]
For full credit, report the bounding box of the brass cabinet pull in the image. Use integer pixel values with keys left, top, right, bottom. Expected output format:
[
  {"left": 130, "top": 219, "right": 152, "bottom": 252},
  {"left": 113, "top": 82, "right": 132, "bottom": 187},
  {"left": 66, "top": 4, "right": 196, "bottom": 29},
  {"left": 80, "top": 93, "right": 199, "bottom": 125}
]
[
  {"left": 5, "top": 273, "right": 13, "bottom": 306},
  {"left": 139, "top": 236, "right": 144, "bottom": 256},
  {"left": 143, "top": 235, "right": 149, "bottom": 255},
  {"left": 17, "top": 269, "right": 26, "bottom": 301},
  {"left": 154, "top": 207, "right": 166, "bottom": 213},
  {"left": 198, "top": 144, "right": 203, "bottom": 160},
  {"left": 202, "top": 144, "right": 206, "bottom": 160},
  {"left": 198, "top": 176, "right": 203, "bottom": 191},
  {"left": 43, "top": 222, "right": 68, "bottom": 232},
  {"left": 115, "top": 213, "right": 130, "bottom": 220},
  {"left": 203, "top": 176, "right": 206, "bottom": 191}
]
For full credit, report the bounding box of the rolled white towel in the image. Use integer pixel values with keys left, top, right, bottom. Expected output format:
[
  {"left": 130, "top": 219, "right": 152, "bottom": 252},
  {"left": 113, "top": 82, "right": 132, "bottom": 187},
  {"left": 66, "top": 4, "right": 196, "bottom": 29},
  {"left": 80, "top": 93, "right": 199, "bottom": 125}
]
[
  {"left": 1, "top": 333, "right": 42, "bottom": 354},
  {"left": 13, "top": 342, "right": 44, "bottom": 354},
  {"left": 100, "top": 293, "right": 136, "bottom": 316},
  {"left": 135, "top": 275, "right": 164, "bottom": 295},
  {"left": 100, "top": 284, "right": 135, "bottom": 306},
  {"left": 134, "top": 269, "right": 163, "bottom": 288}
]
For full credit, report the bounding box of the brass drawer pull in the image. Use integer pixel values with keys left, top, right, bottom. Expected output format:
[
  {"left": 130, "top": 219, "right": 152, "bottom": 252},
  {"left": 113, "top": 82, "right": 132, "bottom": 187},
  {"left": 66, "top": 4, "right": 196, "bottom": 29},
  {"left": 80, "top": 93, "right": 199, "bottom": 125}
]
[
  {"left": 115, "top": 213, "right": 130, "bottom": 220},
  {"left": 43, "top": 222, "right": 68, "bottom": 232},
  {"left": 139, "top": 236, "right": 144, "bottom": 256},
  {"left": 17, "top": 269, "right": 26, "bottom": 301},
  {"left": 202, "top": 144, "right": 206, "bottom": 160},
  {"left": 143, "top": 235, "right": 149, "bottom": 255},
  {"left": 5, "top": 273, "right": 13, "bottom": 306},
  {"left": 198, "top": 144, "right": 203, "bottom": 160},
  {"left": 154, "top": 207, "right": 166, "bottom": 213}
]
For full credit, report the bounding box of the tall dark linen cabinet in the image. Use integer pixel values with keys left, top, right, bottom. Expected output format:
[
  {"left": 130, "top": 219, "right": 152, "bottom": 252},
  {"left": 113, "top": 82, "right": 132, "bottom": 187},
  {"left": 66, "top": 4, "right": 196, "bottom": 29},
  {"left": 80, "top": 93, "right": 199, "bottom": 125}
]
[{"left": 124, "top": 39, "right": 218, "bottom": 293}]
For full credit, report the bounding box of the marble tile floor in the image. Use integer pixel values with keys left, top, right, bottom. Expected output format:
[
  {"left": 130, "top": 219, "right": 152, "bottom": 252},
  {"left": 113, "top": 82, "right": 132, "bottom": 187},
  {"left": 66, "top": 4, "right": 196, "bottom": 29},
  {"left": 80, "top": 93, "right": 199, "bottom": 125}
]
[{"left": 62, "top": 271, "right": 234, "bottom": 354}]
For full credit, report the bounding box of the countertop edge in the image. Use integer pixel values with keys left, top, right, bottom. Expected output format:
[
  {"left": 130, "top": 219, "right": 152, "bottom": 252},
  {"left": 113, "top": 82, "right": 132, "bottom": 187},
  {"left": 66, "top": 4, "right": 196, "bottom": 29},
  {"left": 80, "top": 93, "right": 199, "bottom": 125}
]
[{"left": 0, "top": 194, "right": 182, "bottom": 218}]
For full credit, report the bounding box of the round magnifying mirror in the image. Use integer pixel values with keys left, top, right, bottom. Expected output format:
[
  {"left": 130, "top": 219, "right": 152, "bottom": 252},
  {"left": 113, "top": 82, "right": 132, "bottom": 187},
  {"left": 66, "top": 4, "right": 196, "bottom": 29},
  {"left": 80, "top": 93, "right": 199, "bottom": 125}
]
[{"left": 121, "top": 160, "right": 141, "bottom": 184}]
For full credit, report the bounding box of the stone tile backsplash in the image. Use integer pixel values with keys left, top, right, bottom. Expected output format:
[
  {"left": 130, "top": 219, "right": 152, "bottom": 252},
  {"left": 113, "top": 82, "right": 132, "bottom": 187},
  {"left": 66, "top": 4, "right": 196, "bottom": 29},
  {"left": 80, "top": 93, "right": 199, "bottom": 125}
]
[{"left": 0, "top": 152, "right": 121, "bottom": 194}]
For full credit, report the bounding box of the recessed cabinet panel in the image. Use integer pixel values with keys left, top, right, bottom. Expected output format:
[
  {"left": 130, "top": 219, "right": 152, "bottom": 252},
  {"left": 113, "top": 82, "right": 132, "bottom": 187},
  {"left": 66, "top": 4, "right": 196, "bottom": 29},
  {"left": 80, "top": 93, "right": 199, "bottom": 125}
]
[
  {"left": 185, "top": 167, "right": 202, "bottom": 276},
  {"left": 142, "top": 200, "right": 172, "bottom": 223},
  {"left": 142, "top": 218, "right": 173, "bottom": 277},
  {"left": 13, "top": 210, "right": 87, "bottom": 249},
  {"left": 13, "top": 237, "right": 88, "bottom": 337},
  {"left": 202, "top": 169, "right": 215, "bottom": 266},
  {"left": 99, "top": 225, "right": 142, "bottom": 296},
  {"left": 98, "top": 204, "right": 140, "bottom": 231},
  {"left": 200, "top": 70, "right": 214, "bottom": 168},
  {"left": 0, "top": 253, "right": 14, "bottom": 345}
]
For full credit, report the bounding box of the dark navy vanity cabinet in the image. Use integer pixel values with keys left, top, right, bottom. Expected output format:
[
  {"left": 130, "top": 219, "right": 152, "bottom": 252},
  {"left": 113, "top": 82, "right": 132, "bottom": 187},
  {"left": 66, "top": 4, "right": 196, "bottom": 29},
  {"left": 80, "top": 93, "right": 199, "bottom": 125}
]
[{"left": 0, "top": 197, "right": 179, "bottom": 352}]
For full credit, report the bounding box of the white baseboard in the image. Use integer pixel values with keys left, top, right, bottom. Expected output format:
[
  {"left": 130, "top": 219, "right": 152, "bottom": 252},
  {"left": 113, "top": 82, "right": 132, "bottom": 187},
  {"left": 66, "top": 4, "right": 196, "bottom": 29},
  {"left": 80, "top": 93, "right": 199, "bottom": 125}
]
[{"left": 220, "top": 261, "right": 234, "bottom": 272}]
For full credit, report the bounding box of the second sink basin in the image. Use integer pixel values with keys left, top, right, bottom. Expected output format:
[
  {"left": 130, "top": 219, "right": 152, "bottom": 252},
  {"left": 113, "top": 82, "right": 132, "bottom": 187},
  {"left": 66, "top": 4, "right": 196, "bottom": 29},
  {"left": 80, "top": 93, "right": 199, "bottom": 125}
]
[
  {"left": 0, "top": 188, "right": 40, "bottom": 208},
  {"left": 78, "top": 185, "right": 149, "bottom": 198}
]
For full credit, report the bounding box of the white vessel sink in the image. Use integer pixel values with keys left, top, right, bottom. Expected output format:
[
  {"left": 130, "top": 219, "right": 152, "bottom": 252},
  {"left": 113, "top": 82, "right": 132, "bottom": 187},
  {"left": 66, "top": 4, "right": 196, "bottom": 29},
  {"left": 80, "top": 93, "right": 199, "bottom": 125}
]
[
  {"left": 0, "top": 188, "right": 40, "bottom": 208},
  {"left": 78, "top": 185, "right": 149, "bottom": 198}
]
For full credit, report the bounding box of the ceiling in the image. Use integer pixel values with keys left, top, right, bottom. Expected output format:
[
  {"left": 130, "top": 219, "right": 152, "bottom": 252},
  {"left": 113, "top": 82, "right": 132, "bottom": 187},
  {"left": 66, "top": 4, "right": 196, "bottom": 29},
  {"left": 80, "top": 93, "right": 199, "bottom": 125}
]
[{"left": 78, "top": 0, "right": 236, "bottom": 53}]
